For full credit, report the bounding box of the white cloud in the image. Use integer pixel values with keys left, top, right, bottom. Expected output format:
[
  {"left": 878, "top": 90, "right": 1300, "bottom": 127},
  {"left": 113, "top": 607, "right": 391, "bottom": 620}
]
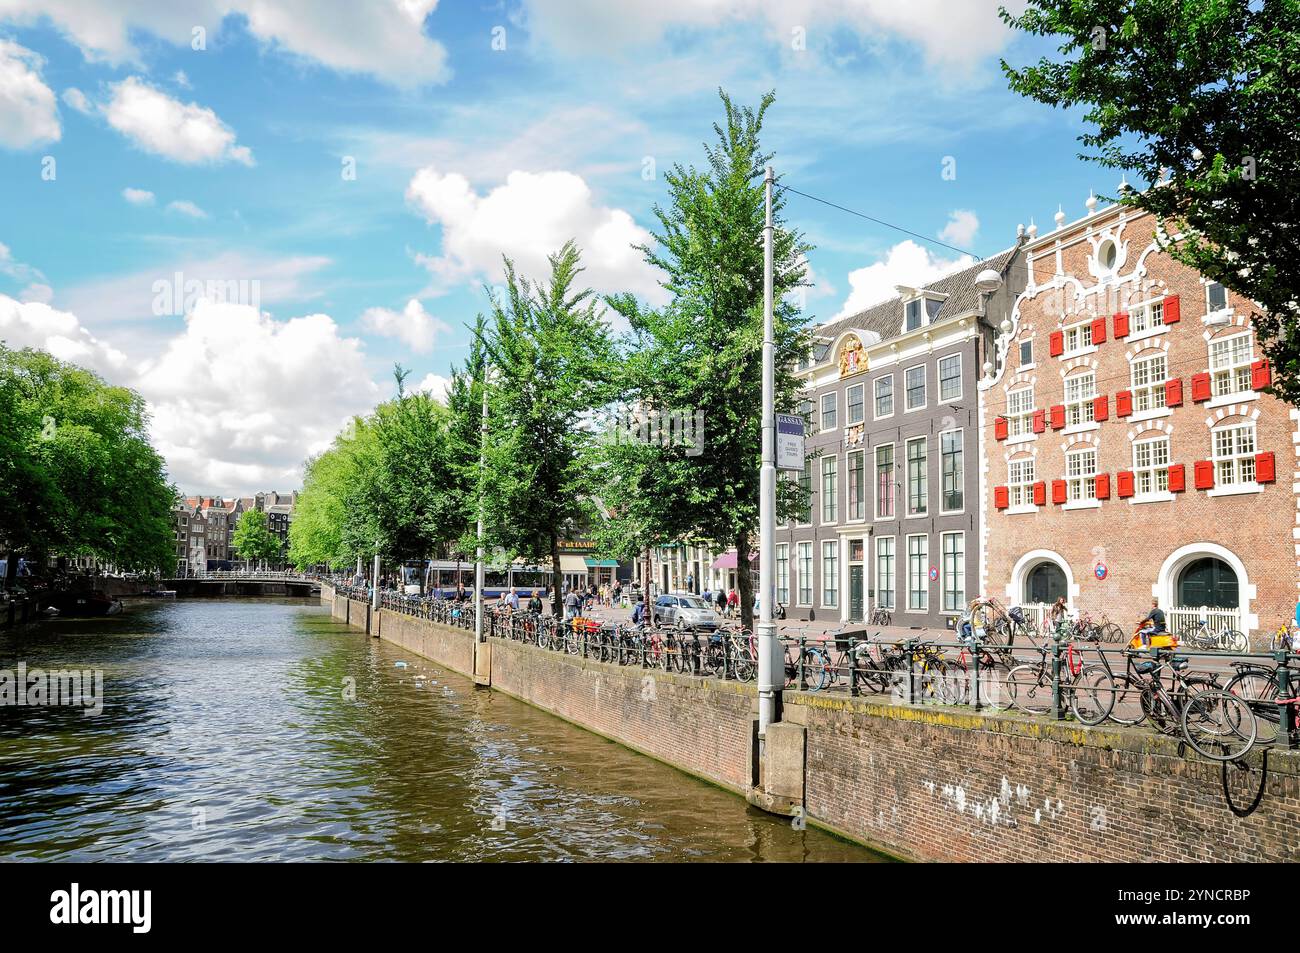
[
  {"left": 104, "top": 77, "right": 254, "bottom": 166},
  {"left": 61, "top": 86, "right": 91, "bottom": 115},
  {"left": 166, "top": 199, "right": 209, "bottom": 219},
  {"left": 414, "top": 372, "right": 451, "bottom": 402},
  {"left": 0, "top": 1, "right": 449, "bottom": 87},
  {"left": 406, "top": 167, "right": 665, "bottom": 302},
  {"left": 0, "top": 240, "right": 44, "bottom": 285},
  {"left": 832, "top": 240, "right": 973, "bottom": 320},
  {"left": 360, "top": 298, "right": 450, "bottom": 354},
  {"left": 135, "top": 299, "right": 382, "bottom": 491},
  {"left": 521, "top": 0, "right": 1026, "bottom": 70},
  {"left": 19, "top": 282, "right": 52, "bottom": 303},
  {"left": 938, "top": 209, "right": 979, "bottom": 250},
  {"left": 172, "top": 70, "right": 191, "bottom": 89},
  {"left": 0, "top": 39, "right": 59, "bottom": 148},
  {"left": 123, "top": 187, "right": 156, "bottom": 205},
  {"left": 0, "top": 294, "right": 129, "bottom": 374}
]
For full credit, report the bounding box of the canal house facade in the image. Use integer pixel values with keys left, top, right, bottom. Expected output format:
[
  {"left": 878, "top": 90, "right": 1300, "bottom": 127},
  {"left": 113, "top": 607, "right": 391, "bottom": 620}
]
[
  {"left": 980, "top": 200, "right": 1299, "bottom": 639},
  {"left": 784, "top": 243, "right": 1028, "bottom": 627}
]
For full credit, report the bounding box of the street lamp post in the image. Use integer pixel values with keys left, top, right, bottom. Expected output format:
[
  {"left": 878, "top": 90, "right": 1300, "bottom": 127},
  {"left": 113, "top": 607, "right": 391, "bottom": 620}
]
[
  {"left": 371, "top": 546, "right": 380, "bottom": 611},
  {"left": 757, "top": 165, "right": 779, "bottom": 741},
  {"left": 474, "top": 375, "right": 488, "bottom": 645}
]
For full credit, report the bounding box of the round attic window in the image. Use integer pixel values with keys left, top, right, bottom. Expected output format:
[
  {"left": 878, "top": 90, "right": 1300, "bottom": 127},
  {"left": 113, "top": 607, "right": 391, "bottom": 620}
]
[{"left": 1099, "top": 240, "right": 1117, "bottom": 270}]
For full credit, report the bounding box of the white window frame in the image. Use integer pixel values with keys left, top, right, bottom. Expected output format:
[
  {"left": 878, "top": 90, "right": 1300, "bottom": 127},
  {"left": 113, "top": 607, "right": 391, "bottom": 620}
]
[
  {"left": 1008, "top": 457, "right": 1036, "bottom": 509},
  {"left": 939, "top": 428, "right": 963, "bottom": 514},
  {"left": 907, "top": 533, "right": 929, "bottom": 612},
  {"left": 1018, "top": 339, "right": 1034, "bottom": 368},
  {"left": 1064, "top": 372, "right": 1096, "bottom": 428},
  {"left": 776, "top": 543, "right": 790, "bottom": 606},
  {"left": 821, "top": 540, "right": 839, "bottom": 609},
  {"left": 906, "top": 435, "right": 928, "bottom": 517},
  {"left": 1210, "top": 332, "right": 1254, "bottom": 398},
  {"left": 904, "top": 364, "right": 927, "bottom": 412},
  {"left": 874, "top": 442, "right": 896, "bottom": 521},
  {"left": 1131, "top": 352, "right": 1168, "bottom": 414},
  {"left": 874, "top": 536, "right": 895, "bottom": 611},
  {"left": 1062, "top": 320, "right": 1094, "bottom": 356},
  {"left": 820, "top": 391, "right": 838, "bottom": 433},
  {"left": 846, "top": 382, "right": 865, "bottom": 426},
  {"left": 796, "top": 541, "right": 813, "bottom": 607},
  {"left": 820, "top": 454, "right": 838, "bottom": 525},
  {"left": 1206, "top": 281, "right": 1229, "bottom": 316},
  {"left": 941, "top": 531, "right": 965, "bottom": 614},
  {"left": 796, "top": 457, "right": 813, "bottom": 526},
  {"left": 1133, "top": 436, "right": 1171, "bottom": 498},
  {"left": 1128, "top": 296, "right": 1166, "bottom": 336},
  {"left": 1213, "top": 422, "right": 1257, "bottom": 487},
  {"left": 938, "top": 353, "right": 962, "bottom": 403},
  {"left": 874, "top": 375, "right": 894, "bottom": 419},
  {"left": 847, "top": 448, "right": 866, "bottom": 522},
  {"left": 1065, "top": 447, "right": 1097, "bottom": 502},
  {"left": 1007, "top": 385, "right": 1035, "bottom": 438}
]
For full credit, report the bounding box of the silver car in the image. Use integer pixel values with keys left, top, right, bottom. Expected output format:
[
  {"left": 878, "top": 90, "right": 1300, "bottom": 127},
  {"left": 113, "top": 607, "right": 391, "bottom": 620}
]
[{"left": 652, "top": 593, "right": 720, "bottom": 630}]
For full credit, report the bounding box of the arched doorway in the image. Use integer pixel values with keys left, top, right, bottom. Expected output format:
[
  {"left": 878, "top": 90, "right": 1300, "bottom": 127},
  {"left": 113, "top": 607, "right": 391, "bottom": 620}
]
[
  {"left": 1176, "top": 557, "right": 1239, "bottom": 609},
  {"left": 1025, "top": 561, "right": 1068, "bottom": 605}
]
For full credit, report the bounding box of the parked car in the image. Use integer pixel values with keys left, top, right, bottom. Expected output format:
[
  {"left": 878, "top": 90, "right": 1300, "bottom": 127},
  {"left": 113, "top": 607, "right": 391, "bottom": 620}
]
[{"left": 652, "top": 592, "right": 720, "bottom": 630}]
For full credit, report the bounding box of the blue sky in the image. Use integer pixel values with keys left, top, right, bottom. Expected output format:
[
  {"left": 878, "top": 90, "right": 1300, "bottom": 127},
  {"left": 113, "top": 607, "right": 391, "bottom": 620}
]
[{"left": 0, "top": 0, "right": 1116, "bottom": 493}]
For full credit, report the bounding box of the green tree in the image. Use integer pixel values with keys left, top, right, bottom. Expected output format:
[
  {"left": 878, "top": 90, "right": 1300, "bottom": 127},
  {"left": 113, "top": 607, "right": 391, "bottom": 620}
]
[
  {"left": 1001, "top": 0, "right": 1300, "bottom": 400},
  {"left": 232, "top": 509, "right": 281, "bottom": 568},
  {"left": 0, "top": 345, "right": 175, "bottom": 583},
  {"left": 477, "top": 241, "right": 616, "bottom": 617},
  {"left": 288, "top": 418, "right": 375, "bottom": 571},
  {"left": 600, "top": 90, "right": 811, "bottom": 630}
]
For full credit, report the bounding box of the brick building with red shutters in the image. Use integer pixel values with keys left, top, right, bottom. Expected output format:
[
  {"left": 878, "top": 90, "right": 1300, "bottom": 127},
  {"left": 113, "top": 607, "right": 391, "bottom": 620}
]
[{"left": 979, "top": 197, "right": 1297, "bottom": 644}]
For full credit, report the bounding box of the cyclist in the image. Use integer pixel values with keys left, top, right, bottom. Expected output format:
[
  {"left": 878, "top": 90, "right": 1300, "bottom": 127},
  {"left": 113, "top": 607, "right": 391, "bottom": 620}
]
[
  {"left": 631, "top": 596, "right": 647, "bottom": 627},
  {"left": 1136, "top": 598, "right": 1166, "bottom": 648}
]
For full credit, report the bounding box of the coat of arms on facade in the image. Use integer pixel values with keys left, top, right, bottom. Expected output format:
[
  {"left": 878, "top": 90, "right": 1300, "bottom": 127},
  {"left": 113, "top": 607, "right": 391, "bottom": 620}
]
[{"left": 839, "top": 335, "right": 865, "bottom": 377}]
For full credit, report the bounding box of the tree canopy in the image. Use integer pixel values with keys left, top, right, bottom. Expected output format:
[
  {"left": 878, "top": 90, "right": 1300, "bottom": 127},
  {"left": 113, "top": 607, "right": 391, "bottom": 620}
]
[{"left": 231, "top": 509, "right": 282, "bottom": 567}]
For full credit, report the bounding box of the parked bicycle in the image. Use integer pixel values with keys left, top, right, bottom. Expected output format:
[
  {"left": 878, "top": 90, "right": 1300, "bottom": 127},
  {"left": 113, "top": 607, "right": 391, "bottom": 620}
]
[{"left": 1180, "top": 618, "right": 1249, "bottom": 653}]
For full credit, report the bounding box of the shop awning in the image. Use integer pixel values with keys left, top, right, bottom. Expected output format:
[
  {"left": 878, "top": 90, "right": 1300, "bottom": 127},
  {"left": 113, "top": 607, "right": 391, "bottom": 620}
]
[
  {"left": 583, "top": 558, "right": 619, "bottom": 568},
  {"left": 711, "top": 550, "right": 759, "bottom": 570},
  {"left": 559, "top": 555, "right": 588, "bottom": 573}
]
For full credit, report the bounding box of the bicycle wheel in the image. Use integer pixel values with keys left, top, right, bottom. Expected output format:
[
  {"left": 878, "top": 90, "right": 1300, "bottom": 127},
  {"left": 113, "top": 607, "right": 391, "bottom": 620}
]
[
  {"left": 1225, "top": 668, "right": 1281, "bottom": 744},
  {"left": 1223, "top": 629, "right": 1249, "bottom": 654},
  {"left": 1006, "top": 663, "right": 1052, "bottom": 716},
  {"left": 802, "top": 648, "right": 830, "bottom": 692},
  {"left": 1069, "top": 665, "right": 1115, "bottom": 726},
  {"left": 1103, "top": 622, "right": 1125, "bottom": 644},
  {"left": 1181, "top": 690, "right": 1257, "bottom": 761}
]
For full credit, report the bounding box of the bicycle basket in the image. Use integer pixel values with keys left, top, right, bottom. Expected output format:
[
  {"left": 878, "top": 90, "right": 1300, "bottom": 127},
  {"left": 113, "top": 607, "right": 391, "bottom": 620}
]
[{"left": 1009, "top": 606, "right": 1027, "bottom": 625}]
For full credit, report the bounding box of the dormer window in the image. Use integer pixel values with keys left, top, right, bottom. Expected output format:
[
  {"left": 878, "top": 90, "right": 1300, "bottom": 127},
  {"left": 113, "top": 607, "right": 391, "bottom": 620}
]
[
  {"left": 905, "top": 299, "right": 923, "bottom": 332},
  {"left": 903, "top": 295, "right": 944, "bottom": 332}
]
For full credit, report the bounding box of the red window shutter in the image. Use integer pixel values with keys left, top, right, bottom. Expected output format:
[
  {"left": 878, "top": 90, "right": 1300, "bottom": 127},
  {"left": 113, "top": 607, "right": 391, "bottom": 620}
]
[
  {"left": 1090, "top": 316, "right": 1107, "bottom": 344},
  {"left": 1032, "top": 481, "right": 1046, "bottom": 506},
  {"left": 1167, "top": 464, "right": 1186, "bottom": 492},
  {"left": 1114, "top": 311, "right": 1130, "bottom": 338},
  {"left": 994, "top": 485, "right": 1009, "bottom": 509},
  {"left": 994, "top": 416, "right": 1008, "bottom": 441},
  {"left": 1032, "top": 409, "right": 1046, "bottom": 433},
  {"left": 1093, "top": 395, "right": 1109, "bottom": 422},
  {"left": 1251, "top": 359, "right": 1272, "bottom": 391},
  {"left": 1050, "top": 404, "right": 1066, "bottom": 430},
  {"left": 1049, "top": 331, "right": 1064, "bottom": 357},
  {"left": 1165, "top": 377, "right": 1183, "bottom": 407},
  {"left": 1095, "top": 473, "right": 1110, "bottom": 499},
  {"left": 1115, "top": 390, "right": 1133, "bottom": 417},
  {"left": 1051, "top": 479, "right": 1067, "bottom": 504},
  {"left": 1191, "top": 372, "right": 1212, "bottom": 402},
  {"left": 1256, "top": 451, "right": 1276, "bottom": 483},
  {"left": 1193, "top": 460, "right": 1215, "bottom": 490},
  {"left": 1162, "top": 295, "right": 1180, "bottom": 324},
  {"left": 1116, "top": 470, "right": 1135, "bottom": 498}
]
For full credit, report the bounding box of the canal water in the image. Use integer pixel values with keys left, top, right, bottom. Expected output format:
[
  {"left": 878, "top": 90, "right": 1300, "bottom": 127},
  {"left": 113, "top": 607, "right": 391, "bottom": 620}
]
[{"left": 0, "top": 599, "right": 883, "bottom": 862}]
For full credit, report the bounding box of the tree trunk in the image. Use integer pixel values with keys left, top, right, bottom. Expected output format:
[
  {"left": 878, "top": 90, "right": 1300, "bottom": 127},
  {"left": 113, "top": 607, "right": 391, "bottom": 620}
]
[
  {"left": 736, "top": 529, "right": 754, "bottom": 632},
  {"left": 3, "top": 550, "right": 17, "bottom": 589},
  {"left": 550, "top": 533, "right": 562, "bottom": 618}
]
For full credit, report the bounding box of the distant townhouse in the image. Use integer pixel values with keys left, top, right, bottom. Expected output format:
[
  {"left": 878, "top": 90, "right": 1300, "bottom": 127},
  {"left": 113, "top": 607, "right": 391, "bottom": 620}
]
[
  {"left": 783, "top": 242, "right": 1028, "bottom": 627},
  {"left": 981, "top": 198, "right": 1295, "bottom": 640}
]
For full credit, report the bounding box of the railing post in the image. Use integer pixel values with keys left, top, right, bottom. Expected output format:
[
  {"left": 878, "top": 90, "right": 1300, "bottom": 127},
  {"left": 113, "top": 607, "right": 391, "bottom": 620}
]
[
  {"left": 1050, "top": 637, "right": 1063, "bottom": 720},
  {"left": 972, "top": 643, "right": 982, "bottom": 711},
  {"left": 798, "top": 635, "right": 807, "bottom": 691},
  {"left": 849, "top": 637, "right": 858, "bottom": 697},
  {"left": 1276, "top": 649, "right": 1296, "bottom": 749},
  {"left": 906, "top": 638, "right": 917, "bottom": 706}
]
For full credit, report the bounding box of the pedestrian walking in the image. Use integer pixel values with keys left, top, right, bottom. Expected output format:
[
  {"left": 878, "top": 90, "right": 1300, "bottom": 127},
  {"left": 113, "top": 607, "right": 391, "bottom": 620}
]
[
  {"left": 564, "top": 589, "right": 580, "bottom": 622},
  {"left": 727, "top": 588, "right": 739, "bottom": 619},
  {"left": 715, "top": 589, "right": 727, "bottom": 614},
  {"left": 506, "top": 587, "right": 520, "bottom": 611}
]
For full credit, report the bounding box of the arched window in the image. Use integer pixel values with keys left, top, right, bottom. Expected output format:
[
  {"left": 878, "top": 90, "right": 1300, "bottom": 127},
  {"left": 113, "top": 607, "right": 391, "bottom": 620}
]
[
  {"left": 1025, "top": 562, "right": 1067, "bottom": 604},
  {"left": 1177, "top": 557, "right": 1239, "bottom": 608}
]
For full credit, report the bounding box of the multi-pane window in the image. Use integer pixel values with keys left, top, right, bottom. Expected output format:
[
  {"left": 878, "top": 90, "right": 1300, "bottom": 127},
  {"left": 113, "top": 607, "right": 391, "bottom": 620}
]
[
  {"left": 847, "top": 450, "right": 866, "bottom": 520},
  {"left": 938, "top": 353, "right": 962, "bottom": 402},
  {"left": 940, "top": 430, "right": 963, "bottom": 511},
  {"left": 1066, "top": 449, "right": 1097, "bottom": 501},
  {"left": 942, "top": 532, "right": 964, "bottom": 612},
  {"left": 1007, "top": 386, "right": 1035, "bottom": 436},
  {"left": 1064, "top": 373, "right": 1096, "bottom": 427},
  {"left": 1130, "top": 299, "right": 1165, "bottom": 334},
  {"left": 798, "top": 398, "right": 816, "bottom": 431},
  {"left": 776, "top": 544, "right": 789, "bottom": 606},
  {"left": 1008, "top": 458, "right": 1035, "bottom": 507},
  {"left": 1131, "top": 354, "right": 1168, "bottom": 413},
  {"left": 1207, "top": 282, "right": 1228, "bottom": 313},
  {"left": 905, "top": 299, "right": 923, "bottom": 331},
  {"left": 875, "top": 444, "right": 895, "bottom": 519},
  {"left": 798, "top": 458, "right": 812, "bottom": 523},
  {"left": 1210, "top": 333, "right": 1253, "bottom": 397},
  {"left": 1214, "top": 424, "right": 1257, "bottom": 486},
  {"left": 907, "top": 437, "right": 928, "bottom": 516},
  {"left": 1134, "top": 437, "right": 1170, "bottom": 496},
  {"left": 1063, "top": 322, "right": 1093, "bottom": 353},
  {"left": 846, "top": 384, "right": 864, "bottom": 425},
  {"left": 874, "top": 375, "right": 893, "bottom": 418},
  {"left": 821, "top": 455, "right": 838, "bottom": 523},
  {"left": 907, "top": 535, "right": 928, "bottom": 611},
  {"left": 1019, "top": 340, "right": 1033, "bottom": 366},
  {"left": 820, "top": 392, "right": 837, "bottom": 431},
  {"left": 875, "top": 537, "right": 895, "bottom": 611},
  {"left": 822, "top": 541, "right": 839, "bottom": 608},
  {"left": 797, "top": 542, "right": 813, "bottom": 606},
  {"left": 905, "top": 365, "right": 926, "bottom": 410}
]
